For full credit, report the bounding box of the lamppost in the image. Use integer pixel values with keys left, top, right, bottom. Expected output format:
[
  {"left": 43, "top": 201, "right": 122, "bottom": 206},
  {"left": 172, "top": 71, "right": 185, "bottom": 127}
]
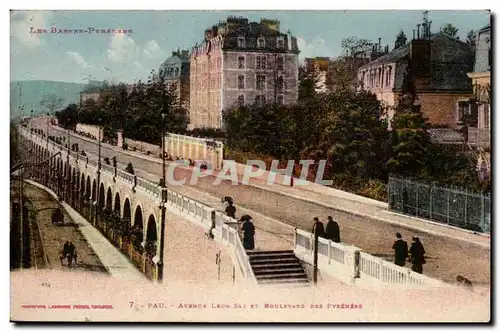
[
  {"left": 94, "top": 117, "right": 102, "bottom": 226},
  {"left": 157, "top": 108, "right": 167, "bottom": 283},
  {"left": 66, "top": 125, "right": 71, "bottom": 203}
]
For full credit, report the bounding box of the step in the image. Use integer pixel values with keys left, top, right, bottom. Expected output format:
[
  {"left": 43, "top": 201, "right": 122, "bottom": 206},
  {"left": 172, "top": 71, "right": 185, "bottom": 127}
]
[
  {"left": 246, "top": 250, "right": 294, "bottom": 256},
  {"left": 255, "top": 273, "right": 308, "bottom": 280},
  {"left": 258, "top": 278, "right": 310, "bottom": 285},
  {"left": 253, "top": 268, "right": 306, "bottom": 275},
  {"left": 249, "top": 257, "right": 298, "bottom": 264},
  {"left": 249, "top": 254, "right": 296, "bottom": 261},
  {"left": 251, "top": 262, "right": 303, "bottom": 270},
  {"left": 260, "top": 282, "right": 312, "bottom": 288}
]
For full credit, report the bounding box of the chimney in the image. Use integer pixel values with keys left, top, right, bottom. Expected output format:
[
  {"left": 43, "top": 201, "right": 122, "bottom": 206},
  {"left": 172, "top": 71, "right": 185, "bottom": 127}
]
[
  {"left": 417, "top": 24, "right": 421, "bottom": 39},
  {"left": 428, "top": 21, "right": 432, "bottom": 39},
  {"left": 410, "top": 38, "right": 432, "bottom": 90},
  {"left": 378, "top": 38, "right": 382, "bottom": 52},
  {"left": 413, "top": 29, "right": 416, "bottom": 40}
]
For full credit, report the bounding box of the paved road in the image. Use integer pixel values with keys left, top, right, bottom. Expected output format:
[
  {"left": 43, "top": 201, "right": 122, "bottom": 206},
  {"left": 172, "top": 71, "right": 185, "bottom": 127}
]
[{"left": 31, "top": 121, "right": 491, "bottom": 285}]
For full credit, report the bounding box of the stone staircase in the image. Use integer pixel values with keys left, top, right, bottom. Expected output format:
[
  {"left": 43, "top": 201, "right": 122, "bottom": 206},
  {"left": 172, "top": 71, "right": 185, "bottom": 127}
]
[{"left": 247, "top": 250, "right": 310, "bottom": 287}]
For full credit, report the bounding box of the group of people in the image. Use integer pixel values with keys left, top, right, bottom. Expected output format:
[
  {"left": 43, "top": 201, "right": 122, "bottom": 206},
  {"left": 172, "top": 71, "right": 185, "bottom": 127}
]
[
  {"left": 222, "top": 196, "right": 255, "bottom": 251},
  {"left": 60, "top": 241, "right": 78, "bottom": 268},
  {"left": 312, "top": 216, "right": 341, "bottom": 243},
  {"left": 392, "top": 233, "right": 426, "bottom": 273}
]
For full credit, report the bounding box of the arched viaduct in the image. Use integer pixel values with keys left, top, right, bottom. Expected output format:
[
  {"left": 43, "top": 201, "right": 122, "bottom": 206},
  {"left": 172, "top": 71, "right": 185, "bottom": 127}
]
[{"left": 19, "top": 128, "right": 165, "bottom": 266}]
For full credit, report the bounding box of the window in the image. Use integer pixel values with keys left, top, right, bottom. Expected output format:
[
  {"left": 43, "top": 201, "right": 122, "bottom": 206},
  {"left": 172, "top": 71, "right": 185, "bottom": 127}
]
[
  {"left": 256, "top": 56, "right": 267, "bottom": 70},
  {"left": 238, "top": 75, "right": 245, "bottom": 89},
  {"left": 276, "top": 56, "right": 284, "bottom": 71},
  {"left": 277, "top": 95, "right": 284, "bottom": 105},
  {"left": 277, "top": 37, "right": 285, "bottom": 49},
  {"left": 483, "top": 104, "right": 490, "bottom": 129},
  {"left": 237, "top": 37, "right": 246, "bottom": 48},
  {"left": 256, "top": 75, "right": 266, "bottom": 90},
  {"left": 385, "top": 67, "right": 392, "bottom": 87},
  {"left": 237, "top": 95, "right": 245, "bottom": 106},
  {"left": 277, "top": 76, "right": 284, "bottom": 92},
  {"left": 238, "top": 56, "right": 245, "bottom": 69},
  {"left": 217, "top": 57, "right": 222, "bottom": 69},
  {"left": 456, "top": 101, "right": 470, "bottom": 123},
  {"left": 257, "top": 37, "right": 265, "bottom": 48},
  {"left": 256, "top": 95, "right": 266, "bottom": 105}
]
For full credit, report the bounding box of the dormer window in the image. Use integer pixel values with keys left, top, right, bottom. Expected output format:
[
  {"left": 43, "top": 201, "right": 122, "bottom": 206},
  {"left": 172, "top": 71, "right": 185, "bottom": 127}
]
[
  {"left": 277, "top": 37, "right": 285, "bottom": 49},
  {"left": 237, "top": 37, "right": 246, "bottom": 48},
  {"left": 257, "top": 37, "right": 266, "bottom": 48}
]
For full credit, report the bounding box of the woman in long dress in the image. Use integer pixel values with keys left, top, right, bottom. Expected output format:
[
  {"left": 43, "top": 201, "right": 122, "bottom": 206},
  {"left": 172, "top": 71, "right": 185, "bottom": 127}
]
[{"left": 240, "top": 215, "right": 255, "bottom": 250}]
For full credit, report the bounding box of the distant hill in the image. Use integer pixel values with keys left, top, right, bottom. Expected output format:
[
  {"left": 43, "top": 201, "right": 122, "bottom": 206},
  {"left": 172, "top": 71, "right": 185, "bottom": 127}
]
[{"left": 10, "top": 80, "right": 87, "bottom": 118}]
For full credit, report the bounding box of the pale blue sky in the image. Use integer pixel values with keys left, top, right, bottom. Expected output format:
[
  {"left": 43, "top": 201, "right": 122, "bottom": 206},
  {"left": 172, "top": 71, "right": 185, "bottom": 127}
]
[{"left": 10, "top": 10, "right": 490, "bottom": 84}]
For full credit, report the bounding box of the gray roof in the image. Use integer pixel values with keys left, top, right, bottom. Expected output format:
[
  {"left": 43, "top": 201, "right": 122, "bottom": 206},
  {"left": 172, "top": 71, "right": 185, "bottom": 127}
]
[
  {"left": 360, "top": 44, "right": 410, "bottom": 69},
  {"left": 428, "top": 128, "right": 463, "bottom": 144},
  {"left": 359, "top": 33, "right": 470, "bottom": 70}
]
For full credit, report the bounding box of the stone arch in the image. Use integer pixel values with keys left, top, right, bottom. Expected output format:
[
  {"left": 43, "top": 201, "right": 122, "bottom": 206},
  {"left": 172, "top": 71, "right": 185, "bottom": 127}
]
[
  {"left": 106, "top": 187, "right": 113, "bottom": 212},
  {"left": 92, "top": 179, "right": 97, "bottom": 201},
  {"left": 98, "top": 183, "right": 105, "bottom": 210},
  {"left": 123, "top": 198, "right": 131, "bottom": 222},
  {"left": 114, "top": 192, "right": 121, "bottom": 214},
  {"left": 146, "top": 214, "right": 158, "bottom": 243},
  {"left": 81, "top": 174, "right": 86, "bottom": 195},
  {"left": 133, "top": 205, "right": 144, "bottom": 229}
]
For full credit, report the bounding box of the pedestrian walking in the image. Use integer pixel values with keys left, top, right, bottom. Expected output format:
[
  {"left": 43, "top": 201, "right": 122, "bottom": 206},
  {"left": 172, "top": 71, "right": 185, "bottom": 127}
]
[
  {"left": 312, "top": 217, "right": 325, "bottom": 238},
  {"left": 67, "top": 242, "right": 76, "bottom": 268},
  {"left": 60, "top": 241, "right": 70, "bottom": 266},
  {"left": 240, "top": 215, "right": 255, "bottom": 250},
  {"left": 225, "top": 201, "right": 236, "bottom": 219},
  {"left": 409, "top": 236, "right": 426, "bottom": 274},
  {"left": 325, "top": 216, "right": 340, "bottom": 243},
  {"left": 392, "top": 233, "right": 408, "bottom": 267}
]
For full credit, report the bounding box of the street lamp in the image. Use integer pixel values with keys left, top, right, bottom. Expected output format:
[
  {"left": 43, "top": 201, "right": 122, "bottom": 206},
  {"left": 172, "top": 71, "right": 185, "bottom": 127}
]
[
  {"left": 157, "top": 107, "right": 167, "bottom": 283},
  {"left": 94, "top": 117, "right": 102, "bottom": 226}
]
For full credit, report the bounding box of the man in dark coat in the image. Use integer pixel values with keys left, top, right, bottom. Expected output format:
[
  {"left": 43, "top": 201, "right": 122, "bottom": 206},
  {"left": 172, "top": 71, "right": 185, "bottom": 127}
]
[
  {"left": 312, "top": 217, "right": 325, "bottom": 238},
  {"left": 240, "top": 215, "right": 255, "bottom": 250},
  {"left": 409, "top": 236, "right": 426, "bottom": 273},
  {"left": 60, "top": 241, "right": 70, "bottom": 266},
  {"left": 67, "top": 242, "right": 76, "bottom": 268},
  {"left": 325, "top": 216, "right": 340, "bottom": 243},
  {"left": 392, "top": 233, "right": 408, "bottom": 267}
]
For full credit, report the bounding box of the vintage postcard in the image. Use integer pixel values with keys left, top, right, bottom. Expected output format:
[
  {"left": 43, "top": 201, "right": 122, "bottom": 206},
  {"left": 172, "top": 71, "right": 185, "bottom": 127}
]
[{"left": 9, "top": 9, "right": 491, "bottom": 323}]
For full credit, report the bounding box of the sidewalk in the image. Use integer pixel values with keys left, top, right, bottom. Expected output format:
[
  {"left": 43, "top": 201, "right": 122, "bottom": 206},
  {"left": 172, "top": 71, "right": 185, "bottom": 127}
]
[
  {"left": 47, "top": 125, "right": 490, "bottom": 248},
  {"left": 26, "top": 180, "right": 147, "bottom": 282}
]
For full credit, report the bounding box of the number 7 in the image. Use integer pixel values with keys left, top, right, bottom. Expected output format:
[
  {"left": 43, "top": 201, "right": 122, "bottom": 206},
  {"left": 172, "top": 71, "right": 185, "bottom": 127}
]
[{"left": 129, "top": 302, "right": 134, "bottom": 308}]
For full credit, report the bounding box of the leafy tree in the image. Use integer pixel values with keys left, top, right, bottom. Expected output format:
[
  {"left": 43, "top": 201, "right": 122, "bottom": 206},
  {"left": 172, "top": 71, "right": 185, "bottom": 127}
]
[
  {"left": 441, "top": 23, "right": 459, "bottom": 38},
  {"left": 394, "top": 30, "right": 407, "bottom": 49},
  {"left": 387, "top": 95, "right": 430, "bottom": 176},
  {"left": 298, "top": 65, "right": 318, "bottom": 101},
  {"left": 341, "top": 36, "right": 373, "bottom": 59},
  {"left": 387, "top": 53, "right": 431, "bottom": 177},
  {"left": 55, "top": 103, "right": 78, "bottom": 130},
  {"left": 40, "top": 94, "right": 64, "bottom": 114},
  {"left": 466, "top": 29, "right": 476, "bottom": 45}
]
